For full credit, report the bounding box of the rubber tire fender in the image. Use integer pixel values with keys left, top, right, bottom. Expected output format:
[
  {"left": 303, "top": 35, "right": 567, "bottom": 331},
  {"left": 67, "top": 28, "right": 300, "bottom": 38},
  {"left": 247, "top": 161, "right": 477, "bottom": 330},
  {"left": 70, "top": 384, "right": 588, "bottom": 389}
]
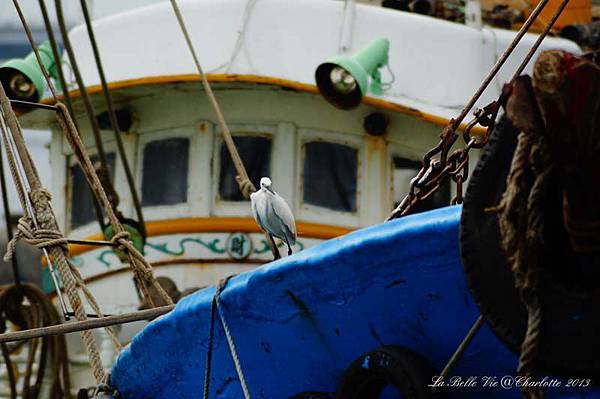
[{"left": 336, "top": 345, "right": 442, "bottom": 399}]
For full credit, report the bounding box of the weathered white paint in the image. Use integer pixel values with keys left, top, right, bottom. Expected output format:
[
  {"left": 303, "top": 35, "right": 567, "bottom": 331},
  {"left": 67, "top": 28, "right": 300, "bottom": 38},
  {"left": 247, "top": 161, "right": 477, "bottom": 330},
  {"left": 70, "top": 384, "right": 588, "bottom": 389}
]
[
  {"left": 66, "top": 0, "right": 580, "bottom": 121},
  {"left": 56, "top": 86, "right": 443, "bottom": 239}
]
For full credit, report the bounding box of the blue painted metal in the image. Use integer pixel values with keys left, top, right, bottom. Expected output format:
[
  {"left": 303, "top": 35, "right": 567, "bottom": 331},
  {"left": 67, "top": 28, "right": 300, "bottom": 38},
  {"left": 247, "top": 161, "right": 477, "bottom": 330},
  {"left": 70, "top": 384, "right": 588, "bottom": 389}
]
[{"left": 111, "top": 206, "right": 598, "bottom": 398}]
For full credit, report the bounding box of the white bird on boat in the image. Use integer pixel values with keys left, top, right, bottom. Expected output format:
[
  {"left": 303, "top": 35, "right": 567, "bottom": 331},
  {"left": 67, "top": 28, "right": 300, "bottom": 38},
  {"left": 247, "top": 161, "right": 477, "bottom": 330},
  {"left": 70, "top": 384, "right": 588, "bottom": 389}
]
[{"left": 251, "top": 177, "right": 297, "bottom": 258}]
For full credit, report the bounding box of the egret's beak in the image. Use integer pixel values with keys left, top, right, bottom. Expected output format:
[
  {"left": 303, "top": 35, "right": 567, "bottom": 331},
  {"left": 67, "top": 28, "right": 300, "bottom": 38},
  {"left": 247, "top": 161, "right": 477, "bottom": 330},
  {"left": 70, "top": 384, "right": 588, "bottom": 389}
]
[{"left": 265, "top": 187, "right": 275, "bottom": 195}]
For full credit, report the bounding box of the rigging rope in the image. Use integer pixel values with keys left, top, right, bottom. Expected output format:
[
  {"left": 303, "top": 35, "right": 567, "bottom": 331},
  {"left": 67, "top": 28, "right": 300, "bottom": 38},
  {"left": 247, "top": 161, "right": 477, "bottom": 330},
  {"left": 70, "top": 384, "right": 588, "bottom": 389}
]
[
  {"left": 18, "top": 0, "right": 106, "bottom": 231},
  {"left": 216, "top": 292, "right": 251, "bottom": 399},
  {"left": 53, "top": 0, "right": 124, "bottom": 231},
  {"left": 225, "top": 0, "right": 259, "bottom": 74},
  {"left": 202, "top": 280, "right": 222, "bottom": 399},
  {"left": 55, "top": 102, "right": 174, "bottom": 307},
  {"left": 169, "top": 0, "right": 281, "bottom": 259},
  {"left": 169, "top": 0, "right": 256, "bottom": 199},
  {"left": 510, "top": 0, "right": 571, "bottom": 81},
  {"left": 3, "top": 4, "right": 132, "bottom": 382},
  {"left": 0, "top": 107, "right": 69, "bottom": 317},
  {"left": 37, "top": 0, "right": 77, "bottom": 127},
  {"left": 4, "top": 216, "right": 123, "bottom": 353},
  {"left": 11, "top": 0, "right": 174, "bottom": 308},
  {"left": 449, "top": 0, "right": 553, "bottom": 131},
  {"left": 1, "top": 105, "right": 74, "bottom": 314},
  {"left": 4, "top": 216, "right": 67, "bottom": 259},
  {"left": 0, "top": 80, "right": 108, "bottom": 384},
  {"left": 203, "top": 276, "right": 251, "bottom": 399},
  {"left": 0, "top": 119, "right": 21, "bottom": 285},
  {"left": 53, "top": 0, "right": 112, "bottom": 192},
  {"left": 79, "top": 0, "right": 147, "bottom": 237},
  {"left": 0, "top": 216, "right": 122, "bottom": 350}
]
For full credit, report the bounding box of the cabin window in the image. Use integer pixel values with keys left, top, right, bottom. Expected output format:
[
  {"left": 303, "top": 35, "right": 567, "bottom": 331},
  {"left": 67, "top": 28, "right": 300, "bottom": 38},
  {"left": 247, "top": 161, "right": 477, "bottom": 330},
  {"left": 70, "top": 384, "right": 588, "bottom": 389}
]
[
  {"left": 70, "top": 153, "right": 116, "bottom": 229},
  {"left": 392, "top": 157, "right": 450, "bottom": 213},
  {"left": 303, "top": 141, "right": 358, "bottom": 212},
  {"left": 219, "top": 136, "right": 271, "bottom": 202},
  {"left": 142, "top": 138, "right": 190, "bottom": 206}
]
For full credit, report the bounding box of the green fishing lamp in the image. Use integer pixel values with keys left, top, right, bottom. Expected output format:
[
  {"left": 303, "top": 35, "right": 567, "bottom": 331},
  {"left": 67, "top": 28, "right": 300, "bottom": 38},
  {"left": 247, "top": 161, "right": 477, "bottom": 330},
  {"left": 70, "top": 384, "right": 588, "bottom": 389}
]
[
  {"left": 0, "top": 41, "right": 59, "bottom": 103},
  {"left": 315, "top": 37, "right": 390, "bottom": 110}
]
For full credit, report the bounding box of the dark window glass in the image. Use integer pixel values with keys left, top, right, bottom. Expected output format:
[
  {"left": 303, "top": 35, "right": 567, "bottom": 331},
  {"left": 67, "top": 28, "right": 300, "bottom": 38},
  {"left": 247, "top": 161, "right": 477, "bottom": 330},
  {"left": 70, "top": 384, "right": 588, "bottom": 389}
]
[
  {"left": 142, "top": 138, "right": 189, "bottom": 206},
  {"left": 303, "top": 142, "right": 358, "bottom": 212},
  {"left": 219, "top": 136, "right": 271, "bottom": 202},
  {"left": 392, "top": 157, "right": 449, "bottom": 213},
  {"left": 70, "top": 153, "right": 116, "bottom": 228}
]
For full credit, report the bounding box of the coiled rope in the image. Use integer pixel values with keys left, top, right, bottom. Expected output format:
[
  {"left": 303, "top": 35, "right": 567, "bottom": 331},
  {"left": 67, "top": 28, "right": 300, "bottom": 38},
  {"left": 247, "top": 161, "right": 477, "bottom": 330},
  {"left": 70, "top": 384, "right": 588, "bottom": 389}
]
[
  {"left": 497, "top": 127, "right": 553, "bottom": 399},
  {"left": 0, "top": 283, "right": 72, "bottom": 399}
]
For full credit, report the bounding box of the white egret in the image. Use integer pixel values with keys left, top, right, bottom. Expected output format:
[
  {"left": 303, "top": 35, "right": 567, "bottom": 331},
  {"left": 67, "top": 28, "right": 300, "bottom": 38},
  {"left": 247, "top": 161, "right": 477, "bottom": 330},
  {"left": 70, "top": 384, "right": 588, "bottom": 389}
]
[{"left": 250, "top": 177, "right": 297, "bottom": 259}]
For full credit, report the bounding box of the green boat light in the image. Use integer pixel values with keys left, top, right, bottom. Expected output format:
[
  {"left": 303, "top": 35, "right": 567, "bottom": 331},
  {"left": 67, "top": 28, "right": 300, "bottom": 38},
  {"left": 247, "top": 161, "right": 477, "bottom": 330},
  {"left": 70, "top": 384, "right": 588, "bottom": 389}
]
[
  {"left": 315, "top": 37, "right": 390, "bottom": 110},
  {"left": 0, "top": 41, "right": 59, "bottom": 103}
]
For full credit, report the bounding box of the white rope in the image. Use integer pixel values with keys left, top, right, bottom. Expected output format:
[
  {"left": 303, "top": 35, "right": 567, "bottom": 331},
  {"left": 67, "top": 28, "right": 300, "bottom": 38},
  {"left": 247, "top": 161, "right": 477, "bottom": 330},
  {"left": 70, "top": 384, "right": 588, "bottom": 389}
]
[
  {"left": 224, "top": 0, "right": 259, "bottom": 73},
  {"left": 205, "top": 0, "right": 259, "bottom": 73},
  {"left": 216, "top": 296, "right": 252, "bottom": 399},
  {"left": 338, "top": 0, "right": 356, "bottom": 53}
]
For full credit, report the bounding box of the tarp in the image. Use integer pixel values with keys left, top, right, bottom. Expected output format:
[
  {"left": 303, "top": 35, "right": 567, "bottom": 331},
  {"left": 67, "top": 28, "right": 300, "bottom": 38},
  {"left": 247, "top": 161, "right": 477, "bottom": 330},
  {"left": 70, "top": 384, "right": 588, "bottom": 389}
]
[{"left": 111, "top": 206, "right": 597, "bottom": 398}]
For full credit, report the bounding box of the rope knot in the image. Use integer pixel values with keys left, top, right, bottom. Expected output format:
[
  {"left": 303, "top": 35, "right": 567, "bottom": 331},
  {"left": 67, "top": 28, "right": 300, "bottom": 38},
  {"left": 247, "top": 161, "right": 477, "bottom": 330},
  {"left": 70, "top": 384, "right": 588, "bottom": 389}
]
[
  {"left": 55, "top": 102, "right": 69, "bottom": 119},
  {"left": 108, "top": 232, "right": 154, "bottom": 281},
  {"left": 139, "top": 267, "right": 155, "bottom": 283},
  {"left": 29, "top": 188, "right": 54, "bottom": 226},
  {"left": 235, "top": 176, "right": 256, "bottom": 199},
  {"left": 7, "top": 217, "right": 32, "bottom": 258},
  {"left": 110, "top": 231, "right": 131, "bottom": 251},
  {"left": 29, "top": 188, "right": 52, "bottom": 202},
  {"left": 3, "top": 216, "right": 68, "bottom": 261}
]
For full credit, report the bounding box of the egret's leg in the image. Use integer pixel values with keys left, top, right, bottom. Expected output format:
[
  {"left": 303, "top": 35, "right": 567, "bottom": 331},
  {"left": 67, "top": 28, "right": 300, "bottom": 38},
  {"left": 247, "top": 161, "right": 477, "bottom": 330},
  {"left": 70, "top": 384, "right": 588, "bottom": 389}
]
[
  {"left": 284, "top": 238, "right": 293, "bottom": 256},
  {"left": 268, "top": 234, "right": 281, "bottom": 260}
]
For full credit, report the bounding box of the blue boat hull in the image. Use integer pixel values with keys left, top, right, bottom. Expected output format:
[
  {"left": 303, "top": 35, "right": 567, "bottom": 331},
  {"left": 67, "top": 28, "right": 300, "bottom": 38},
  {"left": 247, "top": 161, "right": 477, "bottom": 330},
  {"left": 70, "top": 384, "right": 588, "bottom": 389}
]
[{"left": 111, "top": 206, "right": 598, "bottom": 398}]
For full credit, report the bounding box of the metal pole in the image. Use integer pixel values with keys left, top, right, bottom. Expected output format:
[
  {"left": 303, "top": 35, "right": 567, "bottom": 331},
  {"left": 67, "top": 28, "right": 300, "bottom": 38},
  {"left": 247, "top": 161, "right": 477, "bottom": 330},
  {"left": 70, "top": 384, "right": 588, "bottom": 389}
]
[
  {"left": 434, "top": 315, "right": 484, "bottom": 390},
  {"left": 450, "top": 0, "right": 555, "bottom": 131},
  {"left": 511, "top": 0, "right": 572, "bottom": 80},
  {"left": 0, "top": 305, "right": 175, "bottom": 344},
  {"left": 0, "top": 119, "right": 21, "bottom": 286}
]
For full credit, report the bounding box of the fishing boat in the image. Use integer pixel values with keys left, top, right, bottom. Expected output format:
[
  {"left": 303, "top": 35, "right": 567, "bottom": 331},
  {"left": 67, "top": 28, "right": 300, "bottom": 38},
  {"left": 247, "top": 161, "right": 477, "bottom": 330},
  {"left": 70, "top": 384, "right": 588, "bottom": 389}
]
[{"left": 0, "top": 0, "right": 597, "bottom": 397}]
